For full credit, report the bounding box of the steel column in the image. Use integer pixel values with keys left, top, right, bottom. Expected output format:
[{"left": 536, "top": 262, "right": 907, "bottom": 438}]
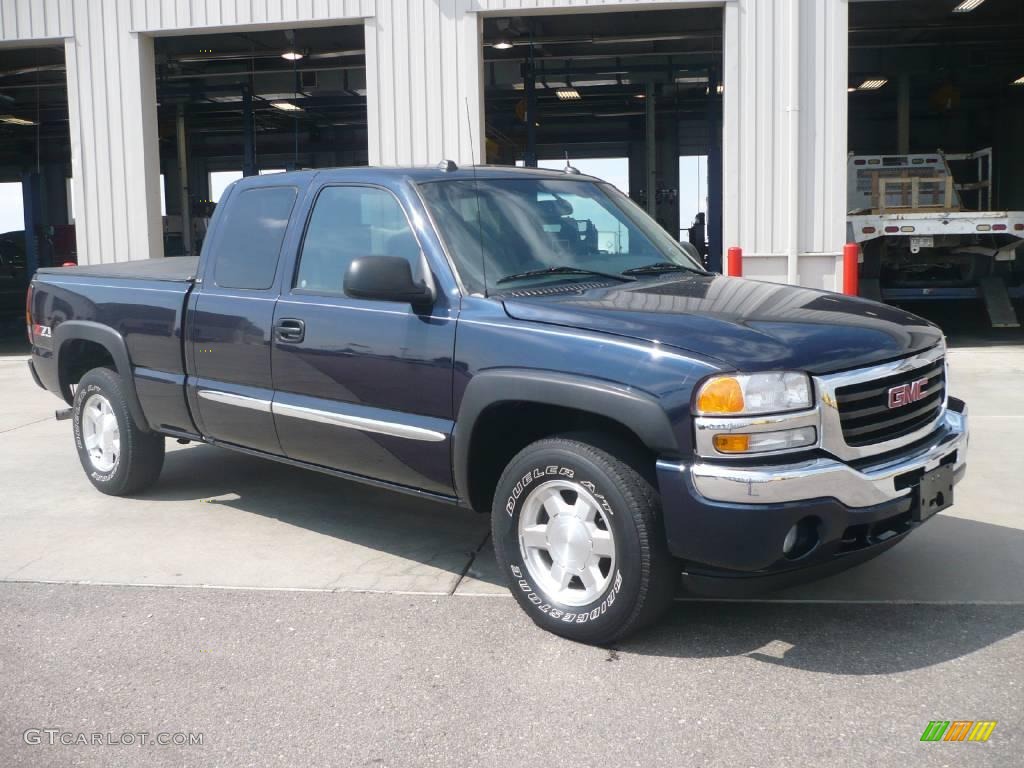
[
  {"left": 242, "top": 87, "right": 257, "bottom": 177},
  {"left": 523, "top": 62, "right": 537, "bottom": 168},
  {"left": 176, "top": 105, "right": 193, "bottom": 256},
  {"left": 897, "top": 73, "right": 910, "bottom": 155},
  {"left": 21, "top": 172, "right": 41, "bottom": 278},
  {"left": 645, "top": 82, "right": 656, "bottom": 217}
]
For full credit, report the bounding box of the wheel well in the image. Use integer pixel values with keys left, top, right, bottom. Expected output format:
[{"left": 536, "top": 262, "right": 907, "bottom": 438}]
[
  {"left": 465, "top": 402, "right": 656, "bottom": 514},
  {"left": 59, "top": 339, "right": 116, "bottom": 401}
]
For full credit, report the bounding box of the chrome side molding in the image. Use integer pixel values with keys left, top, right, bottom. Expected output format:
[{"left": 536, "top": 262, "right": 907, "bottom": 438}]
[
  {"left": 196, "top": 389, "right": 446, "bottom": 443},
  {"left": 272, "top": 401, "right": 447, "bottom": 442},
  {"left": 197, "top": 389, "right": 272, "bottom": 413}
]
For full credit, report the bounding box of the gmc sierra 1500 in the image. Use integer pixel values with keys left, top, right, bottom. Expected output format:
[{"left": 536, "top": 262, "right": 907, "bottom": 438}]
[{"left": 26, "top": 165, "right": 968, "bottom": 643}]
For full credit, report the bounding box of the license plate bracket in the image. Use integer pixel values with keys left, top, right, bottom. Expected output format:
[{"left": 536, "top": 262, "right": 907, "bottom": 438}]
[
  {"left": 910, "top": 235, "right": 935, "bottom": 252},
  {"left": 914, "top": 464, "right": 954, "bottom": 522}
]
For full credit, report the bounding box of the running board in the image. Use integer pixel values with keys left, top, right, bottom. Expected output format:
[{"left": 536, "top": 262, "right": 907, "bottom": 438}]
[{"left": 979, "top": 276, "right": 1021, "bottom": 328}]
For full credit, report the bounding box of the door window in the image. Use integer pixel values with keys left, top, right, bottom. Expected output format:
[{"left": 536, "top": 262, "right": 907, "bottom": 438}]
[
  {"left": 212, "top": 186, "right": 297, "bottom": 290},
  {"left": 294, "top": 186, "right": 420, "bottom": 296}
]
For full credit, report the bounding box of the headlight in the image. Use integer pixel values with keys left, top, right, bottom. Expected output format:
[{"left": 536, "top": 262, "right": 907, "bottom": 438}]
[{"left": 694, "top": 372, "right": 813, "bottom": 416}]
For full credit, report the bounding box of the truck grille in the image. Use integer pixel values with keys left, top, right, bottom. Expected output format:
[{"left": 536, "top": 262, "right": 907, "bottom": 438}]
[{"left": 835, "top": 356, "right": 945, "bottom": 447}]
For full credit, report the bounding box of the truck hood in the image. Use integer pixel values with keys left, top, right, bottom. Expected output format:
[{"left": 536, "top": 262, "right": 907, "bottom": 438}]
[{"left": 500, "top": 274, "right": 942, "bottom": 374}]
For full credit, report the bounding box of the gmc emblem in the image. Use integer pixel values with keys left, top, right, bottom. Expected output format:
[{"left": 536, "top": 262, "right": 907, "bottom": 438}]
[{"left": 888, "top": 378, "right": 928, "bottom": 409}]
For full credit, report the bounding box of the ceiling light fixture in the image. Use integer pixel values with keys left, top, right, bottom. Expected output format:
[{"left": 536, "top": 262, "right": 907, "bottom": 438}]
[
  {"left": 1013, "top": 75, "right": 1024, "bottom": 86},
  {"left": 0, "top": 115, "right": 36, "bottom": 125},
  {"left": 555, "top": 88, "right": 582, "bottom": 101},
  {"left": 270, "top": 101, "right": 304, "bottom": 112},
  {"left": 952, "top": 0, "right": 986, "bottom": 12},
  {"left": 857, "top": 78, "right": 888, "bottom": 91},
  {"left": 281, "top": 50, "right": 304, "bottom": 61},
  {"left": 492, "top": 39, "right": 514, "bottom": 50}
]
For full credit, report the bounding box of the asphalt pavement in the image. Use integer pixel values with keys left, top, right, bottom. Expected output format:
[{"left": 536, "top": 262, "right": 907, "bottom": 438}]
[{"left": 1, "top": 585, "right": 1021, "bottom": 767}]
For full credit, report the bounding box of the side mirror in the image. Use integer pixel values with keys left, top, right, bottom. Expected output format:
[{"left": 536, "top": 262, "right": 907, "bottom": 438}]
[{"left": 344, "top": 255, "right": 435, "bottom": 308}]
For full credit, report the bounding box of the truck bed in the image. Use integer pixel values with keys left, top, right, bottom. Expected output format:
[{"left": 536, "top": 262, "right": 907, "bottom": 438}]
[
  {"left": 30, "top": 256, "right": 198, "bottom": 433},
  {"left": 37, "top": 256, "right": 200, "bottom": 282}
]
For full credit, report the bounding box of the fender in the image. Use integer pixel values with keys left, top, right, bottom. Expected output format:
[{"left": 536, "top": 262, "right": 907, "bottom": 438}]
[
  {"left": 53, "top": 320, "right": 151, "bottom": 433},
  {"left": 453, "top": 369, "right": 679, "bottom": 502}
]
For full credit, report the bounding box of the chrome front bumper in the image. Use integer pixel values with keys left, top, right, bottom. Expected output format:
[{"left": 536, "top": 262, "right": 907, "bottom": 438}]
[{"left": 684, "top": 402, "right": 968, "bottom": 508}]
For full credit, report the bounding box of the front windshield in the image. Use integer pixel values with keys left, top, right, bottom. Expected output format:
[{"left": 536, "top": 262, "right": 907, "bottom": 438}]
[{"left": 417, "top": 178, "right": 706, "bottom": 294}]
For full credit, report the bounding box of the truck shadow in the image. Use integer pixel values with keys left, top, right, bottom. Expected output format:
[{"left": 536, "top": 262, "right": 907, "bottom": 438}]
[
  {"left": 621, "top": 599, "right": 1024, "bottom": 676},
  {"left": 151, "top": 442, "right": 497, "bottom": 587},
  {"left": 619, "top": 512, "right": 1024, "bottom": 674},
  {"left": 151, "top": 444, "right": 1023, "bottom": 675}
]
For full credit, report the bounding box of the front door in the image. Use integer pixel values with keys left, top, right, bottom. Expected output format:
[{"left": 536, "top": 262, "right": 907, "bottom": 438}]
[
  {"left": 270, "top": 183, "right": 457, "bottom": 494},
  {"left": 187, "top": 183, "right": 299, "bottom": 454}
]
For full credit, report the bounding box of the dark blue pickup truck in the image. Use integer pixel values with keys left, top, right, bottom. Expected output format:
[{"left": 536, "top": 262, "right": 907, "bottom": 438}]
[{"left": 26, "top": 165, "right": 968, "bottom": 643}]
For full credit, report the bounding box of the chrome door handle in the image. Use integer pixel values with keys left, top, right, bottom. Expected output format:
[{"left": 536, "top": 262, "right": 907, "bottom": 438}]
[{"left": 274, "top": 318, "right": 305, "bottom": 343}]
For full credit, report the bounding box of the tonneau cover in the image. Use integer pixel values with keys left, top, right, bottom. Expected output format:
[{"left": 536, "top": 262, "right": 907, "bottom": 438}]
[{"left": 38, "top": 256, "right": 199, "bottom": 283}]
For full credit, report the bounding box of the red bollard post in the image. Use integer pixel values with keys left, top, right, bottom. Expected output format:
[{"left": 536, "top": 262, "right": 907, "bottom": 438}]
[
  {"left": 727, "top": 246, "right": 743, "bottom": 277},
  {"left": 842, "top": 243, "right": 860, "bottom": 296}
]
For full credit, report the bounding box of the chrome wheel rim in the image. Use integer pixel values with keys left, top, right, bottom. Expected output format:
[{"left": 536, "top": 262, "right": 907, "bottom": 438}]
[
  {"left": 82, "top": 393, "right": 119, "bottom": 473},
  {"left": 517, "top": 479, "right": 616, "bottom": 607}
]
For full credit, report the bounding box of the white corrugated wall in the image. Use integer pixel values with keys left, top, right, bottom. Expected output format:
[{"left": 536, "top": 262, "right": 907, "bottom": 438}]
[
  {"left": 0, "top": 0, "right": 72, "bottom": 41},
  {"left": 1, "top": 0, "right": 850, "bottom": 289},
  {"left": 723, "top": 0, "right": 848, "bottom": 290}
]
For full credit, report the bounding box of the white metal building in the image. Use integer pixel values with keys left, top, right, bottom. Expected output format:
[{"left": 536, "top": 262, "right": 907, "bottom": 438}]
[{"left": 1, "top": 0, "right": 1021, "bottom": 296}]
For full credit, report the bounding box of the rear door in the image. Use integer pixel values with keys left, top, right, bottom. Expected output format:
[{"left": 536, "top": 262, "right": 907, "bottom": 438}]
[
  {"left": 270, "top": 182, "right": 457, "bottom": 494},
  {"left": 185, "top": 182, "right": 300, "bottom": 453}
]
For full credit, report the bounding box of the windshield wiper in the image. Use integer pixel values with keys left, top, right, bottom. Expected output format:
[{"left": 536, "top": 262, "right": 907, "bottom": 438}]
[
  {"left": 496, "top": 266, "right": 636, "bottom": 285},
  {"left": 621, "top": 261, "right": 705, "bottom": 276}
]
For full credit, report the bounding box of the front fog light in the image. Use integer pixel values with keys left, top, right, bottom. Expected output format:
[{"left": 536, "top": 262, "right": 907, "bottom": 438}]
[
  {"left": 712, "top": 426, "right": 816, "bottom": 454},
  {"left": 783, "top": 525, "right": 799, "bottom": 555},
  {"left": 782, "top": 517, "right": 820, "bottom": 559}
]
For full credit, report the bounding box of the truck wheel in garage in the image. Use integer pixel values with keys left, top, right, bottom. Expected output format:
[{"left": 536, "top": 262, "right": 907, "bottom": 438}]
[
  {"left": 72, "top": 367, "right": 165, "bottom": 496},
  {"left": 492, "top": 436, "right": 677, "bottom": 644}
]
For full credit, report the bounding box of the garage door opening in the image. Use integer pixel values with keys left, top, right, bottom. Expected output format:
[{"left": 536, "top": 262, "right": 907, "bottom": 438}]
[
  {"left": 0, "top": 182, "right": 23, "bottom": 234},
  {"left": 482, "top": 8, "right": 723, "bottom": 268},
  {"left": 153, "top": 24, "right": 367, "bottom": 255},
  {"left": 0, "top": 42, "right": 75, "bottom": 290},
  {"left": 849, "top": 0, "right": 1024, "bottom": 336},
  {"left": 679, "top": 154, "right": 709, "bottom": 259}
]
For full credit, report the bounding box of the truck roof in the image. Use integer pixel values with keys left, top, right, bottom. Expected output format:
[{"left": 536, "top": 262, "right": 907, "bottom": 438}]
[{"left": 246, "top": 164, "right": 602, "bottom": 186}]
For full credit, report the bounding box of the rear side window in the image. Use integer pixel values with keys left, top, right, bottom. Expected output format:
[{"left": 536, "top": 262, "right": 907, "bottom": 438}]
[
  {"left": 294, "top": 185, "right": 420, "bottom": 296},
  {"left": 213, "top": 186, "right": 297, "bottom": 290}
]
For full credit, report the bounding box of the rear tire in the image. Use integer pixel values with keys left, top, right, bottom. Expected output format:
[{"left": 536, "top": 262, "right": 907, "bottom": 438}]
[
  {"left": 491, "top": 436, "right": 677, "bottom": 644},
  {"left": 72, "top": 367, "right": 164, "bottom": 496}
]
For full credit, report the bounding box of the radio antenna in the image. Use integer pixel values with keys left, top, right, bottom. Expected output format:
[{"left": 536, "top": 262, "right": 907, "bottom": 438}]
[{"left": 465, "top": 98, "right": 488, "bottom": 297}]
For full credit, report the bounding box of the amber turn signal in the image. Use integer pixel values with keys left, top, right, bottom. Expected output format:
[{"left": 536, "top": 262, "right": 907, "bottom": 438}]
[
  {"left": 695, "top": 377, "right": 744, "bottom": 414},
  {"left": 713, "top": 434, "right": 751, "bottom": 453}
]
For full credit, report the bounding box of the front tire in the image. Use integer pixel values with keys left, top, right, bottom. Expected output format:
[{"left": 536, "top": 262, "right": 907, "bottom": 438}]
[
  {"left": 491, "top": 437, "right": 677, "bottom": 644},
  {"left": 72, "top": 368, "right": 165, "bottom": 496}
]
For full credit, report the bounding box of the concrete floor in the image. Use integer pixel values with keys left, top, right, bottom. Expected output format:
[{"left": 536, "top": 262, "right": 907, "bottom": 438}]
[
  {"left": 1, "top": 346, "right": 1022, "bottom": 602},
  {"left": 0, "top": 344, "right": 1022, "bottom": 766}
]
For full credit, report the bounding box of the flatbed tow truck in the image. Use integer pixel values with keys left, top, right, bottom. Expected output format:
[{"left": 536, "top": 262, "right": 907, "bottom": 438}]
[{"left": 847, "top": 148, "right": 1024, "bottom": 328}]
